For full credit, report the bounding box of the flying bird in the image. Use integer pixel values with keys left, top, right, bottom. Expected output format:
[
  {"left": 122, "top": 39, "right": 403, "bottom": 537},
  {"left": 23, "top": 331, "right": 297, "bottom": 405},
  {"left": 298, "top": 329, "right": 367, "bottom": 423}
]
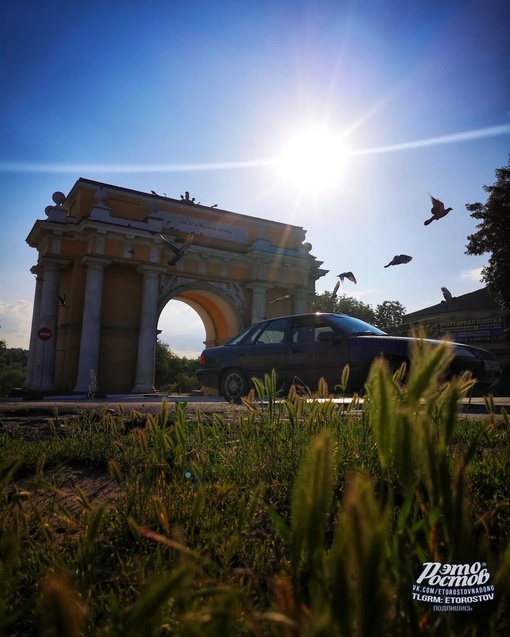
[
  {"left": 384, "top": 254, "right": 413, "bottom": 268},
  {"left": 332, "top": 280, "right": 340, "bottom": 299},
  {"left": 160, "top": 233, "right": 194, "bottom": 266},
  {"left": 58, "top": 294, "right": 68, "bottom": 308},
  {"left": 424, "top": 195, "right": 453, "bottom": 226},
  {"left": 337, "top": 271, "right": 357, "bottom": 284},
  {"left": 441, "top": 286, "right": 454, "bottom": 302},
  {"left": 269, "top": 294, "right": 290, "bottom": 304}
]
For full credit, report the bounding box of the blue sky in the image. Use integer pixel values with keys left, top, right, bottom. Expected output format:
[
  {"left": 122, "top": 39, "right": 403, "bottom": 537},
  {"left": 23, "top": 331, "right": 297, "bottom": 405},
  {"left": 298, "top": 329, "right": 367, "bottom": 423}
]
[{"left": 1, "top": 0, "right": 509, "bottom": 357}]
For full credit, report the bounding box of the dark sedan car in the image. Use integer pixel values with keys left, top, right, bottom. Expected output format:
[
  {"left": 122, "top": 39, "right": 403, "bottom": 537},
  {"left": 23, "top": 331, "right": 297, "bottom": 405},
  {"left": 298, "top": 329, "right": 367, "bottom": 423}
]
[{"left": 196, "top": 313, "right": 502, "bottom": 402}]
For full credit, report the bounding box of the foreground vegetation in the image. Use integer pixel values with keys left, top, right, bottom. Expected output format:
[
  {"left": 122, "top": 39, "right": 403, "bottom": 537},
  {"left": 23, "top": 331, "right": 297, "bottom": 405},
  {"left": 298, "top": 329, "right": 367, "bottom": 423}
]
[{"left": 1, "top": 339, "right": 509, "bottom": 635}]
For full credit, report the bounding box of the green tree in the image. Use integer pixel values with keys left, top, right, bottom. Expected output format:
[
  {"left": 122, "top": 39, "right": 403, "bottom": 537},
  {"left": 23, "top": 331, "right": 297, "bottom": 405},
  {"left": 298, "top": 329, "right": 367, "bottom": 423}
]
[
  {"left": 465, "top": 155, "right": 510, "bottom": 312},
  {"left": 0, "top": 341, "right": 27, "bottom": 397},
  {"left": 313, "top": 292, "right": 376, "bottom": 323},
  {"left": 313, "top": 292, "right": 405, "bottom": 331},
  {"left": 154, "top": 339, "right": 200, "bottom": 393},
  {"left": 2, "top": 347, "right": 28, "bottom": 367},
  {"left": 373, "top": 300, "right": 406, "bottom": 331}
]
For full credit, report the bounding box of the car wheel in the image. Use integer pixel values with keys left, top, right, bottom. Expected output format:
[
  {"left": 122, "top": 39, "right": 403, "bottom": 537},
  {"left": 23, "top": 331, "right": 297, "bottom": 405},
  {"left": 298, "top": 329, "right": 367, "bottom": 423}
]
[{"left": 220, "top": 368, "right": 249, "bottom": 402}]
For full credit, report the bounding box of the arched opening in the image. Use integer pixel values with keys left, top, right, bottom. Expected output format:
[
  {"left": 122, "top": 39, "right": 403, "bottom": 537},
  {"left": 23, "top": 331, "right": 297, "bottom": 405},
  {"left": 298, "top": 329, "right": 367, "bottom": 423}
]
[
  {"left": 156, "top": 287, "right": 245, "bottom": 395},
  {"left": 157, "top": 299, "right": 206, "bottom": 359},
  {"left": 157, "top": 284, "right": 245, "bottom": 351}
]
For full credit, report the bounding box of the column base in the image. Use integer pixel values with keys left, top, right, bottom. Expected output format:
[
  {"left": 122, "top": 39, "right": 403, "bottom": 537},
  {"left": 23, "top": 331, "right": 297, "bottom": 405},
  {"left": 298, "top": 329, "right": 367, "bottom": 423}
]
[{"left": 131, "top": 384, "right": 156, "bottom": 394}]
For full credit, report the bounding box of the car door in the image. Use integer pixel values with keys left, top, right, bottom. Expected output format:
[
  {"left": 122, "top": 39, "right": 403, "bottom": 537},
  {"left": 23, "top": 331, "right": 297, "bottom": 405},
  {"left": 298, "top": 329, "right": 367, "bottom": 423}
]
[
  {"left": 235, "top": 317, "right": 289, "bottom": 390},
  {"left": 287, "top": 315, "right": 350, "bottom": 391}
]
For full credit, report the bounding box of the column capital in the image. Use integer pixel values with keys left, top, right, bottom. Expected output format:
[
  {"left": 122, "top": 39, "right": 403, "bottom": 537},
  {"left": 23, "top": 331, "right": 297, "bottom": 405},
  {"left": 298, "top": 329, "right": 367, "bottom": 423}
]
[
  {"left": 245, "top": 282, "right": 274, "bottom": 291},
  {"left": 40, "top": 256, "right": 70, "bottom": 268},
  {"left": 136, "top": 264, "right": 168, "bottom": 277},
  {"left": 80, "top": 256, "right": 113, "bottom": 269}
]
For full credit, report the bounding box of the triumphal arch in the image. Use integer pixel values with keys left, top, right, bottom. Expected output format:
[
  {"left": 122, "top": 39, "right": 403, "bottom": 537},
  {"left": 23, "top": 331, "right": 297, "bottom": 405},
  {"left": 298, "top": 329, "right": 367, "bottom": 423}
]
[{"left": 24, "top": 178, "right": 326, "bottom": 394}]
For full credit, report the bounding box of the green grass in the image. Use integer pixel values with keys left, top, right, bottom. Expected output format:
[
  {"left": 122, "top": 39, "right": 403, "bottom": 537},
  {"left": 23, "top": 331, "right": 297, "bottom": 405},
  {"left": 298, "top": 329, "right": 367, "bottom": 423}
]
[{"left": 1, "top": 341, "right": 510, "bottom": 636}]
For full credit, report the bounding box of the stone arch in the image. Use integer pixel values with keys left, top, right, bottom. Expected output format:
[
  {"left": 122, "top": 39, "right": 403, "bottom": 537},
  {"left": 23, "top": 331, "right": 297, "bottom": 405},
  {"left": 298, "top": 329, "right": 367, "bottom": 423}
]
[
  {"left": 157, "top": 279, "right": 244, "bottom": 349},
  {"left": 24, "top": 178, "right": 327, "bottom": 395}
]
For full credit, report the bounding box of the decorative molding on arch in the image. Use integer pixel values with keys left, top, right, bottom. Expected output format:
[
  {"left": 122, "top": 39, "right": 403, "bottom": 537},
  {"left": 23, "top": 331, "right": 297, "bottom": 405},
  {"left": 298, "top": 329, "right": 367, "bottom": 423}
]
[{"left": 157, "top": 275, "right": 245, "bottom": 347}]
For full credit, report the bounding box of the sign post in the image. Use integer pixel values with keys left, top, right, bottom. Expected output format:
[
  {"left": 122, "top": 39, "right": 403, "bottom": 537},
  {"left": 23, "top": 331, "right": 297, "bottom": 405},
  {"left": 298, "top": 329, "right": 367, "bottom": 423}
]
[{"left": 38, "top": 327, "right": 52, "bottom": 393}]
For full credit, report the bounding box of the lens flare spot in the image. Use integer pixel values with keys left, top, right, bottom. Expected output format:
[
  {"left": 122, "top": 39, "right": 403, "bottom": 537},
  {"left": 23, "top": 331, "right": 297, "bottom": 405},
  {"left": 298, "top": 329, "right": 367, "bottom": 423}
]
[{"left": 276, "top": 127, "right": 348, "bottom": 193}]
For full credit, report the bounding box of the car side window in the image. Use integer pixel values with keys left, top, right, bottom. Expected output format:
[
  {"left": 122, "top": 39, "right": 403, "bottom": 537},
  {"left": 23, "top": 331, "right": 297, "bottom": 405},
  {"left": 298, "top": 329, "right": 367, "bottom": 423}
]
[
  {"left": 255, "top": 318, "right": 288, "bottom": 344},
  {"left": 291, "top": 317, "right": 334, "bottom": 343},
  {"left": 240, "top": 325, "right": 266, "bottom": 345}
]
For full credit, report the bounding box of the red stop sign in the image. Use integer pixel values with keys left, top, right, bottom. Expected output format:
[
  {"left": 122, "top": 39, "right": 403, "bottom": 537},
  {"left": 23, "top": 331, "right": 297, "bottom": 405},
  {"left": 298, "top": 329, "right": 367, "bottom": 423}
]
[{"left": 38, "top": 327, "right": 52, "bottom": 341}]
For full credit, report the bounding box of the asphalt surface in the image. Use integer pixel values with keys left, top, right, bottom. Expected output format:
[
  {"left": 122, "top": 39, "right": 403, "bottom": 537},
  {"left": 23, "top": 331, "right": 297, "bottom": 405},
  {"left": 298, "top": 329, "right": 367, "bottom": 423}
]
[{"left": 1, "top": 392, "right": 509, "bottom": 422}]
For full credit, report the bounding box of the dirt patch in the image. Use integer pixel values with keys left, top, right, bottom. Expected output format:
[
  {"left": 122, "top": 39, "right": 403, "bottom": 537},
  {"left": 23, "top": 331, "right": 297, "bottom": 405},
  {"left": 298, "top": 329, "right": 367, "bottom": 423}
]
[
  {"left": 1, "top": 399, "right": 247, "bottom": 512},
  {"left": 29, "top": 465, "right": 124, "bottom": 515}
]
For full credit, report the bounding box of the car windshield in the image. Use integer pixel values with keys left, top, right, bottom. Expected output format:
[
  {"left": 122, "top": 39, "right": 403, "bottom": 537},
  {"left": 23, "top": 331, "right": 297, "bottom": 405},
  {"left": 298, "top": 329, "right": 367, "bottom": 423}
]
[
  {"left": 326, "top": 314, "right": 387, "bottom": 336},
  {"left": 226, "top": 324, "right": 261, "bottom": 345}
]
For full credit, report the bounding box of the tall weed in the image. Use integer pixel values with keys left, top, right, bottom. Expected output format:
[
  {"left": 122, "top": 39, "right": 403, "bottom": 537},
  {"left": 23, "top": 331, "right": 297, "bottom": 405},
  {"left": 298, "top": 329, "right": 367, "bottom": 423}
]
[{"left": 0, "top": 338, "right": 509, "bottom": 635}]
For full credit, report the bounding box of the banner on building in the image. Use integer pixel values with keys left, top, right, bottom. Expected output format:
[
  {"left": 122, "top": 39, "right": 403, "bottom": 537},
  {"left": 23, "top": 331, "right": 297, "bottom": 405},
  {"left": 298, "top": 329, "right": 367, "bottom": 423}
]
[{"left": 436, "top": 317, "right": 506, "bottom": 342}]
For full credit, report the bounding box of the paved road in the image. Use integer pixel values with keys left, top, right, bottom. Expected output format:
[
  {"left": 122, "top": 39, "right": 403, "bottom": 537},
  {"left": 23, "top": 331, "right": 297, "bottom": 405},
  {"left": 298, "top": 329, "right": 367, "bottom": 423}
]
[
  {"left": 0, "top": 394, "right": 241, "bottom": 426},
  {"left": 1, "top": 393, "right": 509, "bottom": 421}
]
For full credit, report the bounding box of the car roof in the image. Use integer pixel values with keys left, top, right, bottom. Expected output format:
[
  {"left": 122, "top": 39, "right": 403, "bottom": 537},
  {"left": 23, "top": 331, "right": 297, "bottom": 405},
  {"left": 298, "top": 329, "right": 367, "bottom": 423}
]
[{"left": 256, "top": 312, "right": 347, "bottom": 324}]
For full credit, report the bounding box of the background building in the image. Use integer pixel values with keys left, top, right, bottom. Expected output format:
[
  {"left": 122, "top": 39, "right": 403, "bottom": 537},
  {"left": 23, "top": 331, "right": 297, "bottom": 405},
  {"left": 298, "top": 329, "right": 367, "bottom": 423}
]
[{"left": 404, "top": 287, "right": 510, "bottom": 393}]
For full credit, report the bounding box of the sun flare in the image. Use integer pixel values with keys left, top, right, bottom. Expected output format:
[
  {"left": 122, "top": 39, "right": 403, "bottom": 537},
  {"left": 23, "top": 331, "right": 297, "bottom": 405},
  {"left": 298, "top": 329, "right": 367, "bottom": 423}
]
[{"left": 275, "top": 126, "right": 348, "bottom": 193}]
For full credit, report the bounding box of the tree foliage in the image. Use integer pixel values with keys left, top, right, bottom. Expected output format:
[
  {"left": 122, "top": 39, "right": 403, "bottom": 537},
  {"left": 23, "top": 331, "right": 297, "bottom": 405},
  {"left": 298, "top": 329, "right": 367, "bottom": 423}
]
[
  {"left": 0, "top": 341, "right": 27, "bottom": 397},
  {"left": 154, "top": 339, "right": 200, "bottom": 393},
  {"left": 312, "top": 292, "right": 405, "bottom": 331},
  {"left": 374, "top": 300, "right": 406, "bottom": 330},
  {"left": 1, "top": 347, "right": 28, "bottom": 367},
  {"left": 465, "top": 155, "right": 510, "bottom": 312}
]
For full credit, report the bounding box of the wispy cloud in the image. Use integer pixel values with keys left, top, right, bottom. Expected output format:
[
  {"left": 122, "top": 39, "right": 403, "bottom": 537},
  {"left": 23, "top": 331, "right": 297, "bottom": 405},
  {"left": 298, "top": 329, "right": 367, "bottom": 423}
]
[
  {"left": 0, "top": 300, "right": 33, "bottom": 349},
  {"left": 461, "top": 267, "right": 484, "bottom": 283},
  {"left": 352, "top": 124, "right": 510, "bottom": 156},
  {"left": 1, "top": 125, "right": 508, "bottom": 174},
  {"left": 0, "top": 159, "right": 273, "bottom": 174},
  {"left": 351, "top": 288, "right": 378, "bottom": 300}
]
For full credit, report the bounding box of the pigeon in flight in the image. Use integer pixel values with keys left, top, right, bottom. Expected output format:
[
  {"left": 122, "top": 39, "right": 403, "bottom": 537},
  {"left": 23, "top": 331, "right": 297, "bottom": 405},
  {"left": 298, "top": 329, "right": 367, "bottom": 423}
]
[
  {"left": 441, "top": 286, "right": 454, "bottom": 302},
  {"left": 331, "top": 280, "right": 340, "bottom": 299},
  {"left": 160, "top": 233, "right": 194, "bottom": 266},
  {"left": 58, "top": 293, "right": 68, "bottom": 308},
  {"left": 337, "top": 271, "right": 357, "bottom": 284},
  {"left": 384, "top": 255, "right": 413, "bottom": 268},
  {"left": 269, "top": 294, "right": 290, "bottom": 304},
  {"left": 424, "top": 195, "right": 453, "bottom": 226}
]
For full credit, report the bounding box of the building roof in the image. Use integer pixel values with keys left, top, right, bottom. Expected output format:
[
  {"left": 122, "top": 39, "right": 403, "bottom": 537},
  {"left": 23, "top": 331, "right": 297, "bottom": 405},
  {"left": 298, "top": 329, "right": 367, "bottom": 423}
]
[
  {"left": 70, "top": 177, "right": 307, "bottom": 231},
  {"left": 405, "top": 287, "right": 501, "bottom": 320}
]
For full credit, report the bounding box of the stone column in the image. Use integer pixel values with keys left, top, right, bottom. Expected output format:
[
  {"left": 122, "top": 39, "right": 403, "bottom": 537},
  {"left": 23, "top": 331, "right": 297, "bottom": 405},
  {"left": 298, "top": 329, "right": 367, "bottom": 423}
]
[
  {"left": 74, "top": 257, "right": 112, "bottom": 393},
  {"left": 246, "top": 283, "right": 273, "bottom": 324},
  {"left": 293, "top": 290, "right": 308, "bottom": 314},
  {"left": 23, "top": 266, "right": 44, "bottom": 390},
  {"left": 31, "top": 258, "right": 68, "bottom": 391},
  {"left": 132, "top": 266, "right": 167, "bottom": 393}
]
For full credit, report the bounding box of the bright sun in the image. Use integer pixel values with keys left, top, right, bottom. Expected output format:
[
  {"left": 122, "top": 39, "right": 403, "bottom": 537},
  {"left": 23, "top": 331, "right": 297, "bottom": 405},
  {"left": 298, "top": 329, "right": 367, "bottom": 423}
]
[{"left": 275, "top": 126, "right": 348, "bottom": 193}]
